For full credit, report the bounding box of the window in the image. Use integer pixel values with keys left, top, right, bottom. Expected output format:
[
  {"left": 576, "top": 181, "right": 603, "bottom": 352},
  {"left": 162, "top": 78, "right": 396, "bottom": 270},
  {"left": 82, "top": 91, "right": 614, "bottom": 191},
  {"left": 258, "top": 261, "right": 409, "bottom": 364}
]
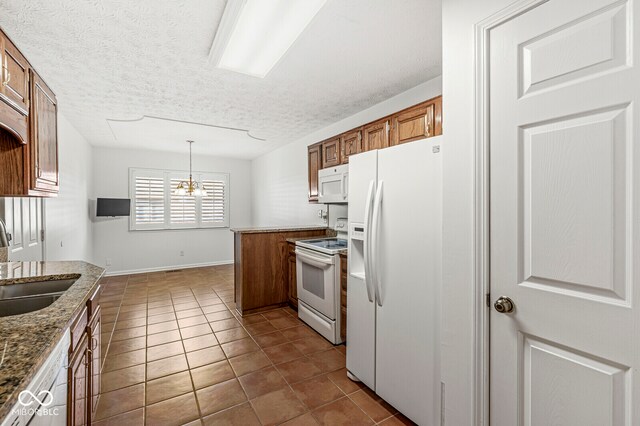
[{"left": 129, "top": 168, "right": 229, "bottom": 230}]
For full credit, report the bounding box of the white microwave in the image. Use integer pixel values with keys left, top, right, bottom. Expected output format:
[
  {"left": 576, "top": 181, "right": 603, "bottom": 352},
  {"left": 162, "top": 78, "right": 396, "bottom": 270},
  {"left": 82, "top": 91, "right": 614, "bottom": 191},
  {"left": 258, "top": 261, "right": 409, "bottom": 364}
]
[{"left": 318, "top": 164, "right": 348, "bottom": 204}]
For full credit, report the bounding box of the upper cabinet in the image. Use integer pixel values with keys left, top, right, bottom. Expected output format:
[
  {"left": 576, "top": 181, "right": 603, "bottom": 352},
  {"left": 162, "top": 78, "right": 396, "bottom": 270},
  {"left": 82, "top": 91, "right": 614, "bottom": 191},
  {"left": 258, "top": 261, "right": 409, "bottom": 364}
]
[
  {"left": 339, "top": 128, "right": 362, "bottom": 164},
  {"left": 308, "top": 143, "right": 322, "bottom": 202},
  {"left": 321, "top": 136, "right": 341, "bottom": 168},
  {"left": 390, "top": 97, "right": 442, "bottom": 146},
  {"left": 0, "top": 28, "right": 59, "bottom": 197},
  {"left": 29, "top": 71, "right": 59, "bottom": 195},
  {"left": 307, "top": 96, "right": 442, "bottom": 203},
  {"left": 0, "top": 31, "right": 29, "bottom": 143},
  {"left": 362, "top": 118, "right": 390, "bottom": 151},
  {"left": 0, "top": 32, "right": 30, "bottom": 116}
]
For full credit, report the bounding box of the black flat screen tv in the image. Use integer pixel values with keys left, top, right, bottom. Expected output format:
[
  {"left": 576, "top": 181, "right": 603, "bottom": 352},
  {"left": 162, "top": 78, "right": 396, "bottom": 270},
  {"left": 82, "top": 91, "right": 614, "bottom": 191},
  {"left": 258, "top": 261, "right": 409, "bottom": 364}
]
[{"left": 97, "top": 198, "right": 131, "bottom": 217}]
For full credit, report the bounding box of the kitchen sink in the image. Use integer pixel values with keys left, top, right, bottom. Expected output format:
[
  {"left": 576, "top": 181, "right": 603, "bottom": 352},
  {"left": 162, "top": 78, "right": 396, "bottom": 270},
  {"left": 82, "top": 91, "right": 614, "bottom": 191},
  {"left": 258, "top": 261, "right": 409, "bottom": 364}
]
[{"left": 0, "top": 279, "right": 76, "bottom": 317}]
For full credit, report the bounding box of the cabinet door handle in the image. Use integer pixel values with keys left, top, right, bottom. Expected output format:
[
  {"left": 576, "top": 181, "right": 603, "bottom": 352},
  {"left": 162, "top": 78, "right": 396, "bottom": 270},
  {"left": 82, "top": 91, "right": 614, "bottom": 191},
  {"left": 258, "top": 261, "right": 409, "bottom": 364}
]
[
  {"left": 2, "top": 66, "right": 10, "bottom": 87},
  {"left": 91, "top": 337, "right": 98, "bottom": 350}
]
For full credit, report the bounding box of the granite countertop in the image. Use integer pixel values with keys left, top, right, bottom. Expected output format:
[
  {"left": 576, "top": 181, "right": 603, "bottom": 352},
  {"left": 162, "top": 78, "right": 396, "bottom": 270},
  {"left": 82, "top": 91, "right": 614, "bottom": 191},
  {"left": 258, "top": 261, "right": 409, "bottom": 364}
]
[
  {"left": 230, "top": 225, "right": 329, "bottom": 234},
  {"left": 0, "top": 261, "right": 104, "bottom": 420}
]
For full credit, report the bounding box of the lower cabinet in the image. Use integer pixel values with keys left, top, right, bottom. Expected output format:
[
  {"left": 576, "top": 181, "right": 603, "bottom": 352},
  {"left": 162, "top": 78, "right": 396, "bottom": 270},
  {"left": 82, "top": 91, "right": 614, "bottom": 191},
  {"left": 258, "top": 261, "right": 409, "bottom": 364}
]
[
  {"left": 68, "top": 287, "right": 101, "bottom": 425},
  {"left": 340, "top": 255, "right": 347, "bottom": 342},
  {"left": 88, "top": 306, "right": 101, "bottom": 420},
  {"left": 68, "top": 332, "right": 89, "bottom": 426},
  {"left": 287, "top": 242, "right": 298, "bottom": 308}
]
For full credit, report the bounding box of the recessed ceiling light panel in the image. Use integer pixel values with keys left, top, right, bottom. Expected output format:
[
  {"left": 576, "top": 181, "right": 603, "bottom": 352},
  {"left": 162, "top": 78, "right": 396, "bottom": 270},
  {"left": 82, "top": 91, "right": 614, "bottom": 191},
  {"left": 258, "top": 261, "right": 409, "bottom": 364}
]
[{"left": 209, "top": 0, "right": 327, "bottom": 78}]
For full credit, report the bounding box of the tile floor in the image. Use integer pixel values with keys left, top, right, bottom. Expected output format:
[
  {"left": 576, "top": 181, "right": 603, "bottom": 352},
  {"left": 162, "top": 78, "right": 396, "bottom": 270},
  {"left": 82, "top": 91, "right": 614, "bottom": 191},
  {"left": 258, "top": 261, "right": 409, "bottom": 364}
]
[{"left": 94, "top": 265, "right": 414, "bottom": 425}]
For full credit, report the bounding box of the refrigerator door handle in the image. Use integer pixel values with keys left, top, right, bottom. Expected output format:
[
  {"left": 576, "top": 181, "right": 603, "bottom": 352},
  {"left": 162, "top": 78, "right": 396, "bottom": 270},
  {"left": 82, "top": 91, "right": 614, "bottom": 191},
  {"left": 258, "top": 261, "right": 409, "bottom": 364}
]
[
  {"left": 363, "top": 180, "right": 375, "bottom": 303},
  {"left": 371, "top": 180, "right": 384, "bottom": 307}
]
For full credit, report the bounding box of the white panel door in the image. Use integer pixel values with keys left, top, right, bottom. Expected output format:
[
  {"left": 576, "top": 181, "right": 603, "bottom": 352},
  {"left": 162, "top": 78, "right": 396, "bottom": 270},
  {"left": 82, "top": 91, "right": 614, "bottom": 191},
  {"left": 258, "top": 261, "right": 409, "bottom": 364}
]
[
  {"left": 489, "top": 0, "right": 638, "bottom": 425},
  {"left": 3, "top": 198, "right": 44, "bottom": 261},
  {"left": 374, "top": 137, "right": 442, "bottom": 425}
]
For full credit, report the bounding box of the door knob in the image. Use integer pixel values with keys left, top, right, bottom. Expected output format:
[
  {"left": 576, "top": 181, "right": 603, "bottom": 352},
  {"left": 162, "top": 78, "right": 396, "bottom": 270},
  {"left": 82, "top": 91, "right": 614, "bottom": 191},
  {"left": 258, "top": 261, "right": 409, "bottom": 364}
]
[{"left": 494, "top": 296, "right": 514, "bottom": 314}]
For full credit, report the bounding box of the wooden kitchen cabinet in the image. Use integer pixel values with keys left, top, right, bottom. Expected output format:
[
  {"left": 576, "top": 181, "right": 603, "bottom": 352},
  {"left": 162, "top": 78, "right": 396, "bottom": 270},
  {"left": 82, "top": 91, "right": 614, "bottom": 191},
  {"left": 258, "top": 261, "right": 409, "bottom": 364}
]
[
  {"left": 29, "top": 70, "right": 59, "bottom": 195},
  {"left": 0, "top": 31, "right": 29, "bottom": 143},
  {"left": 362, "top": 118, "right": 390, "bottom": 151},
  {"left": 233, "top": 228, "right": 328, "bottom": 316},
  {"left": 321, "top": 137, "right": 341, "bottom": 168},
  {"left": 390, "top": 96, "right": 442, "bottom": 146},
  {"left": 0, "top": 30, "right": 30, "bottom": 117},
  {"left": 88, "top": 306, "right": 101, "bottom": 421},
  {"left": 340, "top": 254, "right": 347, "bottom": 342},
  {"left": 287, "top": 242, "right": 298, "bottom": 308},
  {"left": 68, "top": 332, "right": 89, "bottom": 426},
  {"left": 308, "top": 143, "right": 322, "bottom": 202},
  {"left": 0, "top": 27, "right": 59, "bottom": 197},
  {"left": 339, "top": 128, "right": 362, "bottom": 164},
  {"left": 307, "top": 97, "right": 443, "bottom": 204},
  {"left": 68, "top": 288, "right": 102, "bottom": 426}
]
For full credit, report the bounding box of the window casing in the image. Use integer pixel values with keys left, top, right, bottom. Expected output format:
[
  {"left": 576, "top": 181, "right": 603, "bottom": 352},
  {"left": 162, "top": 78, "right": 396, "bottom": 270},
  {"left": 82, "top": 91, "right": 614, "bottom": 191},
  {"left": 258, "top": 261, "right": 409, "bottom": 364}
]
[{"left": 129, "top": 168, "right": 229, "bottom": 230}]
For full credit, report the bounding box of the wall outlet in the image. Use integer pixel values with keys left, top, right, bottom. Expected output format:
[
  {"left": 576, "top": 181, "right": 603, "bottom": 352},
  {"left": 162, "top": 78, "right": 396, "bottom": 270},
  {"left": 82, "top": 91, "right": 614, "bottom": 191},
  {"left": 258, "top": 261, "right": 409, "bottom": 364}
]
[
  {"left": 179, "top": 250, "right": 184, "bottom": 257},
  {"left": 105, "top": 258, "right": 112, "bottom": 266}
]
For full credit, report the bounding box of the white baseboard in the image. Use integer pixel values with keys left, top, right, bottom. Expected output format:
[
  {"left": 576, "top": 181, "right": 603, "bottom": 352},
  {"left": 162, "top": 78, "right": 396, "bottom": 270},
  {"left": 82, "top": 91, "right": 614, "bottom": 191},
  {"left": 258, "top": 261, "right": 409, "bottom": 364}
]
[{"left": 104, "top": 260, "right": 234, "bottom": 277}]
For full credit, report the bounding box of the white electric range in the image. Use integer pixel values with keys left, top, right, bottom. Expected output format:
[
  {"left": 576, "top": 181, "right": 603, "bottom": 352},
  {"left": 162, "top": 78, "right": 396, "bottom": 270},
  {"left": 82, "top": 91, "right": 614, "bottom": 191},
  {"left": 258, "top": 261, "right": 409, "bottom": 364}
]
[{"left": 294, "top": 219, "right": 347, "bottom": 344}]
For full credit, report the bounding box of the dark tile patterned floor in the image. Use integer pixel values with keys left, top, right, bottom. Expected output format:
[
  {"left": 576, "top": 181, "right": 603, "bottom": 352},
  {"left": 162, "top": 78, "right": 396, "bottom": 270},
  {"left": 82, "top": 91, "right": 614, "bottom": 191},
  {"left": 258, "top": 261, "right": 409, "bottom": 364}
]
[{"left": 94, "top": 265, "right": 414, "bottom": 425}]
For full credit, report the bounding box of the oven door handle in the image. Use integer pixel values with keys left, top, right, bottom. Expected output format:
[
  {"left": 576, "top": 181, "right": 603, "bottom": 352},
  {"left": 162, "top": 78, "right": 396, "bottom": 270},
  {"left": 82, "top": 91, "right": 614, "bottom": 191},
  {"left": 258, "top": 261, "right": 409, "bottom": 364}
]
[{"left": 295, "top": 248, "right": 334, "bottom": 269}]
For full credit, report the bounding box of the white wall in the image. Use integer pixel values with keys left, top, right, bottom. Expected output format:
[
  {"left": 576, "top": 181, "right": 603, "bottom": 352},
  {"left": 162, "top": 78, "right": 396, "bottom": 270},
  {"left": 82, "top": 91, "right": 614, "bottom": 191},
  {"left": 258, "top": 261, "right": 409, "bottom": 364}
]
[
  {"left": 441, "top": 0, "right": 515, "bottom": 424},
  {"left": 45, "top": 112, "right": 94, "bottom": 262},
  {"left": 251, "top": 77, "right": 442, "bottom": 228},
  {"left": 91, "top": 147, "right": 252, "bottom": 275}
]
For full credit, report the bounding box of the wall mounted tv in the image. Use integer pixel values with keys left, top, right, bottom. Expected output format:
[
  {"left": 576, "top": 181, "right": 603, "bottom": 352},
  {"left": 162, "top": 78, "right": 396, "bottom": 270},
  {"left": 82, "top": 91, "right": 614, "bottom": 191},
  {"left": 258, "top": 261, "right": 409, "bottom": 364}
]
[{"left": 97, "top": 198, "right": 131, "bottom": 217}]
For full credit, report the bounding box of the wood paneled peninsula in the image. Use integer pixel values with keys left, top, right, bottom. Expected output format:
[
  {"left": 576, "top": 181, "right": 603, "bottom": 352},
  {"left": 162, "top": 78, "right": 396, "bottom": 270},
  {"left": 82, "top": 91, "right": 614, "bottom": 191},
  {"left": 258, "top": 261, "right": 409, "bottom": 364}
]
[{"left": 231, "top": 226, "right": 331, "bottom": 316}]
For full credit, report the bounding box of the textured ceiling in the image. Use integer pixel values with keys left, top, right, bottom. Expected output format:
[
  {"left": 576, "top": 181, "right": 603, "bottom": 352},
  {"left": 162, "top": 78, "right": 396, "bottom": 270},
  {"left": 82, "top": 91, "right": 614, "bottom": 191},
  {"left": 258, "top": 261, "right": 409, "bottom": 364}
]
[{"left": 0, "top": 0, "right": 442, "bottom": 159}]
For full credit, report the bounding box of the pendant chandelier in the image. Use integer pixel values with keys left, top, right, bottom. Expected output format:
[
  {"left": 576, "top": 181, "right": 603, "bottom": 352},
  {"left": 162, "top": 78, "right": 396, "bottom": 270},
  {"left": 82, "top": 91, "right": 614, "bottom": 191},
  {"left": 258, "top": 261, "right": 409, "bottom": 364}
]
[{"left": 175, "top": 140, "right": 207, "bottom": 197}]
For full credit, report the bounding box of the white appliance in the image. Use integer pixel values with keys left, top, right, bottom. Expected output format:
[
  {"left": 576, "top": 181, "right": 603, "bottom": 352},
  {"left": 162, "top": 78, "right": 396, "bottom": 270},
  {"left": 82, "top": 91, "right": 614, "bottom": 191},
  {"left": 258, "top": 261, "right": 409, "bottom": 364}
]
[
  {"left": 295, "top": 219, "right": 348, "bottom": 344},
  {"left": 347, "top": 137, "right": 442, "bottom": 425},
  {"left": 2, "top": 329, "right": 70, "bottom": 426},
  {"left": 318, "top": 164, "right": 348, "bottom": 204}
]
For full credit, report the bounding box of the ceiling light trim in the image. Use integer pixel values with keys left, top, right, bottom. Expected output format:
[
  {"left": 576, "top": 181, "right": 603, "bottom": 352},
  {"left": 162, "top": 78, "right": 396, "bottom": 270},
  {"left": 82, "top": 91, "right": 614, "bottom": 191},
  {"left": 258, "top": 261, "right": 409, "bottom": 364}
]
[
  {"left": 208, "top": 0, "right": 327, "bottom": 78},
  {"left": 208, "top": 0, "right": 248, "bottom": 69}
]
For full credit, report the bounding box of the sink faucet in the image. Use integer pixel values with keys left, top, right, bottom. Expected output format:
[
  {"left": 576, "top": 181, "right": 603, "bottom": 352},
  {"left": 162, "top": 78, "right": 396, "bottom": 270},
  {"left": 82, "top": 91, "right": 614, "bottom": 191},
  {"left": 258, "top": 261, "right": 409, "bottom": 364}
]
[{"left": 0, "top": 219, "right": 10, "bottom": 248}]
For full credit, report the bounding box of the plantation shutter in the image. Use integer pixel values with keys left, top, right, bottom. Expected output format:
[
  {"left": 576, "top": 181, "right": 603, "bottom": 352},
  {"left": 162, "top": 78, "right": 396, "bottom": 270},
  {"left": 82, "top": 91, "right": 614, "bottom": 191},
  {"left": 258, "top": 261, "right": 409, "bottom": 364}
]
[
  {"left": 133, "top": 175, "right": 165, "bottom": 229},
  {"left": 201, "top": 178, "right": 227, "bottom": 226},
  {"left": 170, "top": 178, "right": 197, "bottom": 226},
  {"left": 129, "top": 168, "right": 229, "bottom": 230}
]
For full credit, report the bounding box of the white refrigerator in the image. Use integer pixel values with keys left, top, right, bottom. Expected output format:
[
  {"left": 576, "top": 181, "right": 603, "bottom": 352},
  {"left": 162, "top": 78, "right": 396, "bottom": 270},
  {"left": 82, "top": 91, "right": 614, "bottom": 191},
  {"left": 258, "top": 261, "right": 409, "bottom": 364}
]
[{"left": 347, "top": 136, "right": 442, "bottom": 425}]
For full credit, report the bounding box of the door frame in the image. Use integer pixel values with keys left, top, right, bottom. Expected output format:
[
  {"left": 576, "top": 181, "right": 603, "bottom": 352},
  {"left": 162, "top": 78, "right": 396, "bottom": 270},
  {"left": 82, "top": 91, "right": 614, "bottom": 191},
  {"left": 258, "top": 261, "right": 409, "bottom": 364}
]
[{"left": 472, "top": 1, "right": 549, "bottom": 424}]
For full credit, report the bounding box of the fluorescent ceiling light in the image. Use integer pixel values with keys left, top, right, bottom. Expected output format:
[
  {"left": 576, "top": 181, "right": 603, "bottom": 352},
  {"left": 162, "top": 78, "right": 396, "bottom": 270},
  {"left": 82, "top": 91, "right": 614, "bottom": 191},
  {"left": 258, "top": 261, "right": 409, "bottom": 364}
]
[{"left": 209, "top": 0, "right": 327, "bottom": 78}]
